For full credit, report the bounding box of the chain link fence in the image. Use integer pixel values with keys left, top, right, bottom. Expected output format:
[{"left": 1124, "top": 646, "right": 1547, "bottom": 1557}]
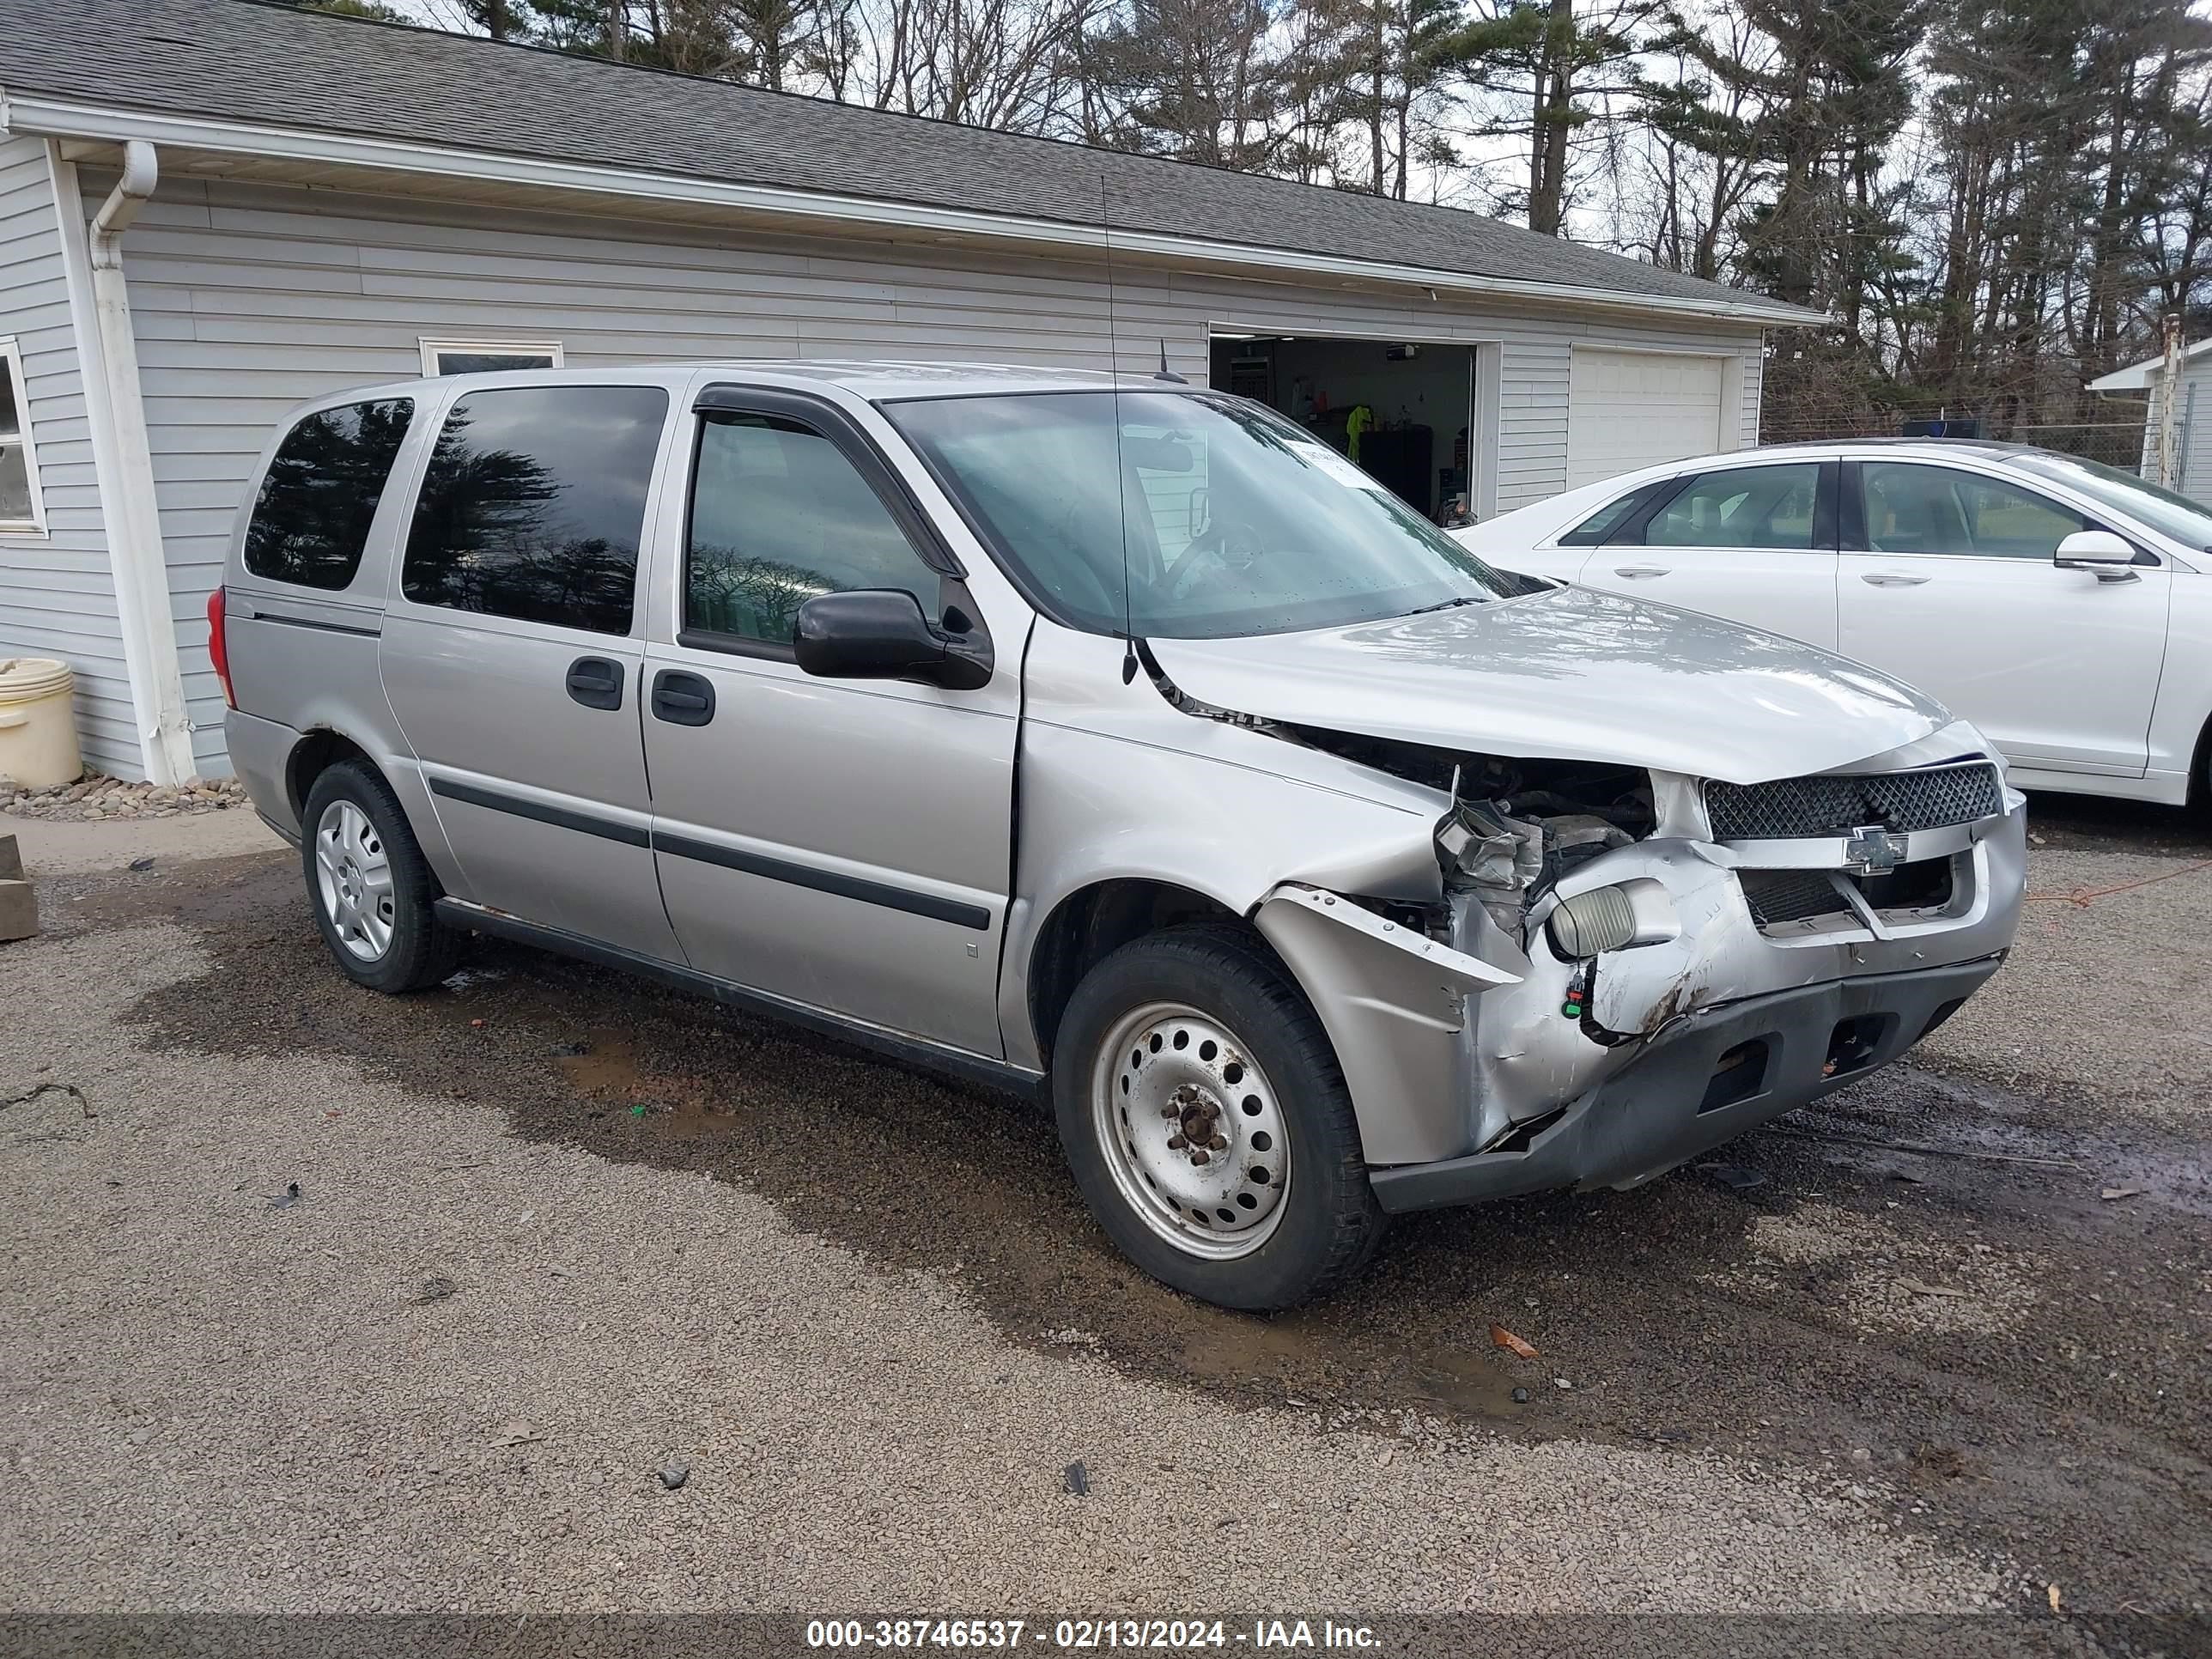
[{"left": 1755, "top": 363, "right": 2154, "bottom": 477}]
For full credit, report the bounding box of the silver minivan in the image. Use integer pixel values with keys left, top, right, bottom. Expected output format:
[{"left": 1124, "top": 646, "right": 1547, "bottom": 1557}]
[{"left": 216, "top": 362, "right": 2027, "bottom": 1309}]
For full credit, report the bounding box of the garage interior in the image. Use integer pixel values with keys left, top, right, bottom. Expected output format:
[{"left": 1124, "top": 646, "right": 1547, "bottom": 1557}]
[{"left": 1210, "top": 335, "right": 1480, "bottom": 523}]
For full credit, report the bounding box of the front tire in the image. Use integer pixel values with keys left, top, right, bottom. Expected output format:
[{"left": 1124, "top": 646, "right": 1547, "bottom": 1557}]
[
  {"left": 301, "top": 760, "right": 460, "bottom": 994},
  {"left": 1052, "top": 925, "right": 1388, "bottom": 1310}
]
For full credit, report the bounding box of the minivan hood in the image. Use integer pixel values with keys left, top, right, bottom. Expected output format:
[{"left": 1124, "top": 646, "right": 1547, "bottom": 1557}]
[{"left": 1145, "top": 586, "right": 1949, "bottom": 786}]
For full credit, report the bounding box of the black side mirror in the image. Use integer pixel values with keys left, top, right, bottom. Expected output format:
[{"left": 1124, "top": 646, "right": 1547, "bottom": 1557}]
[{"left": 793, "top": 589, "right": 992, "bottom": 690}]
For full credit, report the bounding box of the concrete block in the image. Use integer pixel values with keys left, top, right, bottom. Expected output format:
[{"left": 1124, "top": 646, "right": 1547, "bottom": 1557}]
[
  {"left": 0, "top": 832, "right": 20, "bottom": 881},
  {"left": 0, "top": 877, "right": 34, "bottom": 942}
]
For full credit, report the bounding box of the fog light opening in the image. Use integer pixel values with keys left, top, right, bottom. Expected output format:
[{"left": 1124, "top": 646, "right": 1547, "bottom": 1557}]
[
  {"left": 1698, "top": 1038, "right": 1771, "bottom": 1115},
  {"left": 1824, "top": 1014, "right": 1891, "bottom": 1079}
]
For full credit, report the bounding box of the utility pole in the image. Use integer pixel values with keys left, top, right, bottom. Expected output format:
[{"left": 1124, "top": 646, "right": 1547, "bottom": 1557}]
[{"left": 2158, "top": 312, "right": 2183, "bottom": 488}]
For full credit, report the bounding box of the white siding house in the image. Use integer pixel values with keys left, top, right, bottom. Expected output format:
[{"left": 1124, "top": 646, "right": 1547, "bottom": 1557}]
[
  {"left": 0, "top": 0, "right": 1815, "bottom": 783},
  {"left": 2089, "top": 340, "right": 2212, "bottom": 506}
]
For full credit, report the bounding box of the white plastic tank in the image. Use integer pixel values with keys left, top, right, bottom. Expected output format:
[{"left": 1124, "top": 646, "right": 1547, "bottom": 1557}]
[{"left": 0, "top": 656, "right": 82, "bottom": 791}]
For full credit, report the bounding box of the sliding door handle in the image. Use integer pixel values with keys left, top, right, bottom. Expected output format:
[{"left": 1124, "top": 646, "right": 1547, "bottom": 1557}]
[
  {"left": 1860, "top": 572, "right": 1930, "bottom": 587},
  {"left": 565, "top": 656, "right": 624, "bottom": 710}
]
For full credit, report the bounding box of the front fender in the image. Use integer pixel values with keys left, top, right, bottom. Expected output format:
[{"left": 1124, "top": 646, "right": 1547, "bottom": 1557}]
[
  {"left": 1253, "top": 883, "right": 1519, "bottom": 1164},
  {"left": 998, "top": 717, "right": 1442, "bottom": 1073}
]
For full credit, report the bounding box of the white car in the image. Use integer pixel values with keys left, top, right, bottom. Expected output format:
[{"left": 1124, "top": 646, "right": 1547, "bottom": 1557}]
[{"left": 1455, "top": 441, "right": 2212, "bottom": 804}]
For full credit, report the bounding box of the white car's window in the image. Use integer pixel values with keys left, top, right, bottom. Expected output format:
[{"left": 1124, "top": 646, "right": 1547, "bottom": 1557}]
[
  {"left": 1642, "top": 464, "right": 1820, "bottom": 550},
  {"left": 1559, "top": 481, "right": 1668, "bottom": 547},
  {"left": 1861, "top": 462, "right": 2085, "bottom": 560},
  {"left": 2006, "top": 450, "right": 2212, "bottom": 550}
]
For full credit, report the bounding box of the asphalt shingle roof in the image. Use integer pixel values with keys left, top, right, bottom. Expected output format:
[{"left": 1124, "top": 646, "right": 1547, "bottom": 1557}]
[{"left": 3, "top": 0, "right": 1817, "bottom": 320}]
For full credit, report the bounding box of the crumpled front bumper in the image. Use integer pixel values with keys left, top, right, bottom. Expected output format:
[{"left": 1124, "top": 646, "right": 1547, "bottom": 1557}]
[
  {"left": 1365, "top": 952, "right": 2002, "bottom": 1212},
  {"left": 1255, "top": 793, "right": 2027, "bottom": 1202}
]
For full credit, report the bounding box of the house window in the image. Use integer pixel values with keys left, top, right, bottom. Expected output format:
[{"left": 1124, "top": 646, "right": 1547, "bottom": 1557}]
[
  {"left": 0, "top": 337, "right": 48, "bottom": 535},
  {"left": 419, "top": 338, "right": 564, "bottom": 377}
]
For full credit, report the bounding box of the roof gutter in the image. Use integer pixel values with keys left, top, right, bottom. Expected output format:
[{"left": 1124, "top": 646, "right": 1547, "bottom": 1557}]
[
  {"left": 48, "top": 135, "right": 196, "bottom": 784},
  {"left": 2, "top": 92, "right": 1822, "bottom": 330}
]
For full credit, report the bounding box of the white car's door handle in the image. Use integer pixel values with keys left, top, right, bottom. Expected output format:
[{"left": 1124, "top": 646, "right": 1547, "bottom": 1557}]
[
  {"left": 1613, "top": 565, "right": 1669, "bottom": 579},
  {"left": 1860, "top": 572, "right": 1930, "bottom": 586}
]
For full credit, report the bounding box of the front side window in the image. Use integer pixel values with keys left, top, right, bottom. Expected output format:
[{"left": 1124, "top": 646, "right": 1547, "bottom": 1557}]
[
  {"left": 1642, "top": 464, "right": 1820, "bottom": 550},
  {"left": 1861, "top": 462, "right": 2085, "bottom": 559},
  {"left": 884, "top": 390, "right": 1541, "bottom": 640},
  {"left": 401, "top": 385, "right": 668, "bottom": 635},
  {"left": 2004, "top": 450, "right": 2206, "bottom": 551},
  {"left": 685, "top": 412, "right": 941, "bottom": 647},
  {"left": 0, "top": 337, "right": 46, "bottom": 533},
  {"left": 244, "top": 398, "right": 415, "bottom": 589}
]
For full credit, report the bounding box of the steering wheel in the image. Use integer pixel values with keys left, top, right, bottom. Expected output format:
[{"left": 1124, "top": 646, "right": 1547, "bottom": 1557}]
[{"left": 1166, "top": 518, "right": 1267, "bottom": 604}]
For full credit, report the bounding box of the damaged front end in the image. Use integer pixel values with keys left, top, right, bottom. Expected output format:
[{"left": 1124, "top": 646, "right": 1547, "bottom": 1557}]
[{"left": 1252, "top": 733, "right": 2027, "bottom": 1209}]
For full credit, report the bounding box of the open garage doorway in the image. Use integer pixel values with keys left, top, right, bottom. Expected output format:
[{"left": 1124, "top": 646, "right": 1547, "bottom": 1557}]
[{"left": 1208, "top": 332, "right": 1495, "bottom": 525}]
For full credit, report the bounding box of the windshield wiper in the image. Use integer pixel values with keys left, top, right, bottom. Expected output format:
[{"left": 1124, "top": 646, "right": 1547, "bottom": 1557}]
[{"left": 1405, "top": 595, "right": 1486, "bottom": 615}]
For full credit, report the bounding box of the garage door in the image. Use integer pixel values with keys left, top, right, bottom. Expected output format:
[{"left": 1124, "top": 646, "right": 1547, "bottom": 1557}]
[{"left": 1566, "top": 349, "right": 1727, "bottom": 489}]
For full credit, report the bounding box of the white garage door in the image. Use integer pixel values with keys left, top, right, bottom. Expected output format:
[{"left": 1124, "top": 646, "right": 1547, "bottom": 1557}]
[{"left": 1566, "top": 349, "right": 1727, "bottom": 489}]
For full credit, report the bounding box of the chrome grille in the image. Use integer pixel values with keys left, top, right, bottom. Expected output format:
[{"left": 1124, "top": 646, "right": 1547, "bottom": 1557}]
[{"left": 1705, "top": 762, "right": 2002, "bottom": 841}]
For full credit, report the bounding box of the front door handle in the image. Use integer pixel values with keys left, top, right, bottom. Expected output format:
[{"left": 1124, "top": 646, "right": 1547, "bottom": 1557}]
[
  {"left": 650, "top": 668, "right": 715, "bottom": 726},
  {"left": 1613, "top": 564, "right": 1669, "bottom": 579},
  {"left": 1861, "top": 572, "right": 1930, "bottom": 587},
  {"left": 565, "top": 656, "right": 624, "bottom": 710}
]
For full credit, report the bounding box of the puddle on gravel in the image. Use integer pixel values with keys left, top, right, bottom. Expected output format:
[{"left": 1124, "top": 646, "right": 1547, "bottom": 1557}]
[{"left": 550, "top": 1028, "right": 737, "bottom": 1141}]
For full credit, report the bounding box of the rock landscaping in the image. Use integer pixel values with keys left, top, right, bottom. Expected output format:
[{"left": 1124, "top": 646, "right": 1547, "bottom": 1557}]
[{"left": 0, "top": 773, "right": 249, "bottom": 821}]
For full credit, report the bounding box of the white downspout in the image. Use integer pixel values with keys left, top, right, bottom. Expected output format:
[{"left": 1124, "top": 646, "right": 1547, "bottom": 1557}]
[{"left": 85, "top": 141, "right": 195, "bottom": 785}]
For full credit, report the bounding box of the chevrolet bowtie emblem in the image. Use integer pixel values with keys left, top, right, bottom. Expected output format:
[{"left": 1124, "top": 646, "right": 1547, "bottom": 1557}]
[{"left": 1844, "top": 824, "right": 1904, "bottom": 875}]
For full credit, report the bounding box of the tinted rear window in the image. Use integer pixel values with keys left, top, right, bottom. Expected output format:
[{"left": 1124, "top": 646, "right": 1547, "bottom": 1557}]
[
  {"left": 244, "top": 399, "right": 415, "bottom": 589},
  {"left": 401, "top": 385, "right": 668, "bottom": 635}
]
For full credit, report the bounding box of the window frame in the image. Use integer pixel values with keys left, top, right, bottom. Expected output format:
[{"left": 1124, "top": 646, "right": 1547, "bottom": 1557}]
[
  {"left": 1842, "top": 457, "right": 2107, "bottom": 562},
  {"left": 418, "top": 338, "right": 565, "bottom": 378},
  {"left": 0, "top": 336, "right": 49, "bottom": 538},
  {"left": 678, "top": 383, "right": 969, "bottom": 663}
]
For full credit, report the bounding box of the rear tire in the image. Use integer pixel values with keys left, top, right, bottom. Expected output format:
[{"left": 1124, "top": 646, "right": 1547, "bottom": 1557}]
[
  {"left": 301, "top": 760, "right": 461, "bottom": 994},
  {"left": 1051, "top": 924, "right": 1388, "bottom": 1310}
]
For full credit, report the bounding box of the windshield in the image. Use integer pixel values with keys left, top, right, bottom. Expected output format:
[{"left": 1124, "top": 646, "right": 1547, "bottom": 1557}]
[
  {"left": 2003, "top": 449, "right": 2212, "bottom": 551},
  {"left": 884, "top": 389, "right": 1543, "bottom": 639}
]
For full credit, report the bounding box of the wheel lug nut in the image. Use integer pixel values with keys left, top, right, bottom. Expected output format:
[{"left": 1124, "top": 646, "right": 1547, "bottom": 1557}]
[
  {"left": 1190, "top": 1149, "right": 1211, "bottom": 1166},
  {"left": 1208, "top": 1134, "right": 1227, "bottom": 1152},
  {"left": 1167, "top": 1133, "right": 1187, "bottom": 1150}
]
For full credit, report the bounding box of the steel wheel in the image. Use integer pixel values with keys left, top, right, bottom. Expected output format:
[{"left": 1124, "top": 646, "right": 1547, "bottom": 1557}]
[
  {"left": 1091, "top": 1000, "right": 1291, "bottom": 1261},
  {"left": 313, "top": 798, "right": 395, "bottom": 963}
]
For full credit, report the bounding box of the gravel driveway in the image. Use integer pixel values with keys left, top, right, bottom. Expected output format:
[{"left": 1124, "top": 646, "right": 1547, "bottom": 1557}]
[{"left": 1, "top": 795, "right": 2205, "bottom": 1651}]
